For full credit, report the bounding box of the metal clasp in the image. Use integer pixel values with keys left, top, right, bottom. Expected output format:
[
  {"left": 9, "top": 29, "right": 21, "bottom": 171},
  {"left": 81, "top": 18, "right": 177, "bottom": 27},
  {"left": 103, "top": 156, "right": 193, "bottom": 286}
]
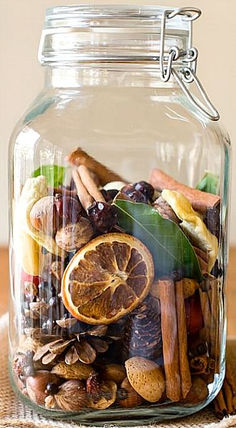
[{"left": 160, "top": 7, "right": 220, "bottom": 122}]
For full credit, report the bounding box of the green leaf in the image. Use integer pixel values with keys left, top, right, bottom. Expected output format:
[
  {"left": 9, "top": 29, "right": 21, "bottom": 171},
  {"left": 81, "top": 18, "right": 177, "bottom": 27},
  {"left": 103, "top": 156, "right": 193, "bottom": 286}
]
[
  {"left": 32, "top": 165, "right": 66, "bottom": 187},
  {"left": 196, "top": 171, "right": 219, "bottom": 195},
  {"left": 114, "top": 200, "right": 202, "bottom": 281}
]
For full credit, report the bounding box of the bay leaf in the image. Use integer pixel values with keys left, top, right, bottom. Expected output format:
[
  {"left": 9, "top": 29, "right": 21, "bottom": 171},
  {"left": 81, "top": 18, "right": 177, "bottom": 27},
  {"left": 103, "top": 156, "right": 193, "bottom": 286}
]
[
  {"left": 32, "top": 164, "right": 66, "bottom": 187},
  {"left": 114, "top": 200, "right": 202, "bottom": 281},
  {"left": 196, "top": 171, "right": 219, "bottom": 195}
]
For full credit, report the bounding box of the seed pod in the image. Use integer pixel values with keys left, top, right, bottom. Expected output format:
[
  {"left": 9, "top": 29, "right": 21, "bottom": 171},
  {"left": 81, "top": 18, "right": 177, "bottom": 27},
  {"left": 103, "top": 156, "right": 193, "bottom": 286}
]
[
  {"left": 89, "top": 380, "right": 117, "bottom": 410},
  {"left": 55, "top": 218, "right": 93, "bottom": 252},
  {"left": 118, "top": 378, "right": 143, "bottom": 408},
  {"left": 54, "top": 380, "right": 88, "bottom": 411}
]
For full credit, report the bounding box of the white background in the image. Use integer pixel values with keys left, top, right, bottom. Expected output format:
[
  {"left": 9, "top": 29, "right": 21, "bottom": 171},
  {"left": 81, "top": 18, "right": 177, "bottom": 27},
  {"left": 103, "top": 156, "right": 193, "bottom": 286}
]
[{"left": 0, "top": 0, "right": 235, "bottom": 245}]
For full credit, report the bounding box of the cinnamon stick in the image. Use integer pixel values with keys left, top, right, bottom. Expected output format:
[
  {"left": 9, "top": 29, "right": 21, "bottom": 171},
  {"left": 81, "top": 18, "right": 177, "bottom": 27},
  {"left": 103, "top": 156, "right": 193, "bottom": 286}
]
[
  {"left": 67, "top": 147, "right": 127, "bottom": 186},
  {"left": 175, "top": 280, "right": 192, "bottom": 398},
  {"left": 72, "top": 169, "right": 94, "bottom": 211},
  {"left": 158, "top": 279, "right": 181, "bottom": 402},
  {"left": 78, "top": 165, "right": 106, "bottom": 203},
  {"left": 149, "top": 168, "right": 220, "bottom": 214}
]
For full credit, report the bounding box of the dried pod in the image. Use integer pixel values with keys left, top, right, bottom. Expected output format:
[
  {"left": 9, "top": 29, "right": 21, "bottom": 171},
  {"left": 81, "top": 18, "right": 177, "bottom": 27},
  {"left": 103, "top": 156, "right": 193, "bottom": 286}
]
[
  {"left": 89, "top": 380, "right": 117, "bottom": 410},
  {"left": 54, "top": 380, "right": 88, "bottom": 411},
  {"left": 86, "top": 372, "right": 101, "bottom": 397},
  {"left": 26, "top": 371, "right": 60, "bottom": 405},
  {"left": 51, "top": 361, "right": 94, "bottom": 380},
  {"left": 190, "top": 355, "right": 209, "bottom": 374},
  {"left": 49, "top": 338, "right": 75, "bottom": 354},
  {"left": 55, "top": 218, "right": 93, "bottom": 252},
  {"left": 30, "top": 196, "right": 58, "bottom": 236},
  {"left": 118, "top": 378, "right": 143, "bottom": 408},
  {"left": 183, "top": 377, "right": 208, "bottom": 404},
  {"left": 125, "top": 357, "right": 165, "bottom": 403},
  {"left": 102, "top": 364, "right": 126, "bottom": 384}
]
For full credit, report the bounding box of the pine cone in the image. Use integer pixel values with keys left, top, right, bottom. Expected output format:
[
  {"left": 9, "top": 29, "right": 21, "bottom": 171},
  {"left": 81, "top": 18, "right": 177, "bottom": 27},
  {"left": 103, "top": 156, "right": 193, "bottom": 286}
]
[{"left": 122, "top": 296, "right": 163, "bottom": 363}]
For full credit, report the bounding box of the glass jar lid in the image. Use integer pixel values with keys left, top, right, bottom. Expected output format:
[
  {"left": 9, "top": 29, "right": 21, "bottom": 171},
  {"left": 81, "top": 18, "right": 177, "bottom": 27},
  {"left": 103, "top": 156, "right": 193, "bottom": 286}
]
[{"left": 39, "top": 5, "right": 191, "bottom": 64}]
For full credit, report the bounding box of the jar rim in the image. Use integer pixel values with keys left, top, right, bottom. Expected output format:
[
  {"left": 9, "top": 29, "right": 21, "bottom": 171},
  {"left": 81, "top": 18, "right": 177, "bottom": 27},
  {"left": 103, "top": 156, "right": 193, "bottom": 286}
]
[{"left": 45, "top": 4, "right": 189, "bottom": 31}]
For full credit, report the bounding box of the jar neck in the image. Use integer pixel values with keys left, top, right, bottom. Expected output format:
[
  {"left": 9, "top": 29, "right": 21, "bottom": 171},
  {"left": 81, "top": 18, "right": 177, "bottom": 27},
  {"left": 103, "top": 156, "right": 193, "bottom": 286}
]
[{"left": 45, "top": 64, "right": 180, "bottom": 89}]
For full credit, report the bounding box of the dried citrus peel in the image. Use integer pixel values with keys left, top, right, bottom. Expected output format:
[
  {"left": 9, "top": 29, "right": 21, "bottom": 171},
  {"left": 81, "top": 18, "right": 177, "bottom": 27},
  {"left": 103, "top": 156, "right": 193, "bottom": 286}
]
[{"left": 162, "top": 189, "right": 218, "bottom": 272}]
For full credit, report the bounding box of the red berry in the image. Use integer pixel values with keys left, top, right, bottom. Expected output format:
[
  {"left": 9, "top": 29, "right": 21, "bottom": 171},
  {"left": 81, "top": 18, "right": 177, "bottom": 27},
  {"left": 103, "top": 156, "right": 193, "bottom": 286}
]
[{"left": 185, "top": 292, "right": 204, "bottom": 335}]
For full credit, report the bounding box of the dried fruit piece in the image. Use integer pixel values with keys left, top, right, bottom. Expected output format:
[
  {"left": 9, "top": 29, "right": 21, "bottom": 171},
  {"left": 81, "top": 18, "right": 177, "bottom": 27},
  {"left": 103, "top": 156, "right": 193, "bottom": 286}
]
[
  {"left": 89, "top": 380, "right": 117, "bottom": 409},
  {"left": 62, "top": 233, "right": 154, "bottom": 324},
  {"left": 118, "top": 378, "right": 143, "bottom": 408},
  {"left": 182, "top": 278, "right": 199, "bottom": 299},
  {"left": 51, "top": 361, "right": 93, "bottom": 380},
  {"left": 54, "top": 380, "right": 88, "bottom": 411},
  {"left": 134, "top": 181, "right": 154, "bottom": 202},
  {"left": 26, "top": 371, "right": 60, "bottom": 405},
  {"left": 87, "top": 202, "right": 118, "bottom": 233},
  {"left": 101, "top": 364, "right": 126, "bottom": 384},
  {"left": 125, "top": 357, "right": 165, "bottom": 403},
  {"left": 162, "top": 189, "right": 218, "bottom": 271},
  {"left": 56, "top": 218, "right": 93, "bottom": 252}
]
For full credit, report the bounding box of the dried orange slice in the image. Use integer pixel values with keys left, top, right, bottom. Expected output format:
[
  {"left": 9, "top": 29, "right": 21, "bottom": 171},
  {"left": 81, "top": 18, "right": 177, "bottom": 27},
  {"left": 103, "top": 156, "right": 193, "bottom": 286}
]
[{"left": 62, "top": 233, "right": 154, "bottom": 325}]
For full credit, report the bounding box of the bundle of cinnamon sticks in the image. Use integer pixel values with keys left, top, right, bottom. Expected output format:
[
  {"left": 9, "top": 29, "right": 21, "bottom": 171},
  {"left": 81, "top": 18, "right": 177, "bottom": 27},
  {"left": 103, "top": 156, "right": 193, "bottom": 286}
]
[{"left": 213, "top": 352, "right": 236, "bottom": 419}]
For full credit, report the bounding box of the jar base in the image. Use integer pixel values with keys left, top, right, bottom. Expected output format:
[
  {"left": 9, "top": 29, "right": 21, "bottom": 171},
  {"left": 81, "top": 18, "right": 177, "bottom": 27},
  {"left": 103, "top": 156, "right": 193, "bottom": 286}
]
[{"left": 9, "top": 361, "right": 225, "bottom": 426}]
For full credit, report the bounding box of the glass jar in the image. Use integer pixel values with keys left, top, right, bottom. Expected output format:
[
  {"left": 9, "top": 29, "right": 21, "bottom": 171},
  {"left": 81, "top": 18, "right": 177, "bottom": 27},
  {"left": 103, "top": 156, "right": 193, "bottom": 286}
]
[{"left": 9, "top": 5, "right": 231, "bottom": 425}]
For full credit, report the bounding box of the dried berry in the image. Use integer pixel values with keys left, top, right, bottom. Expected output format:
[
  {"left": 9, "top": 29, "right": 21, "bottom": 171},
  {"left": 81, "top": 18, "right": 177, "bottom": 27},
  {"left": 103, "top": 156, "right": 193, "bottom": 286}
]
[
  {"left": 87, "top": 201, "right": 118, "bottom": 233},
  {"left": 46, "top": 382, "right": 59, "bottom": 395},
  {"left": 134, "top": 181, "right": 154, "bottom": 202},
  {"left": 121, "top": 185, "right": 146, "bottom": 203}
]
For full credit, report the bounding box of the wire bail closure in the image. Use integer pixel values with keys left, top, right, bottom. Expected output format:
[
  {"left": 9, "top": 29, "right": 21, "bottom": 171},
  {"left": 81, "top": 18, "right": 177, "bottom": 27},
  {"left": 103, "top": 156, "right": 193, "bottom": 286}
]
[{"left": 160, "top": 7, "right": 220, "bottom": 121}]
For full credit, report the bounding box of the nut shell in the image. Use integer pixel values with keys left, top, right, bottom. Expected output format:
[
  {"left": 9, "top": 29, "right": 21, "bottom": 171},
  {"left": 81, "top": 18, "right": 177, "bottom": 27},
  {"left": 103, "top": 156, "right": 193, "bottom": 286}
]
[
  {"left": 118, "top": 378, "right": 143, "bottom": 408},
  {"left": 26, "top": 370, "right": 60, "bottom": 405},
  {"left": 51, "top": 361, "right": 93, "bottom": 380},
  {"left": 56, "top": 218, "right": 93, "bottom": 252},
  {"left": 30, "top": 196, "right": 57, "bottom": 236},
  {"left": 125, "top": 357, "right": 165, "bottom": 403},
  {"left": 89, "top": 380, "right": 117, "bottom": 410},
  {"left": 102, "top": 364, "right": 126, "bottom": 384},
  {"left": 54, "top": 380, "right": 88, "bottom": 411}
]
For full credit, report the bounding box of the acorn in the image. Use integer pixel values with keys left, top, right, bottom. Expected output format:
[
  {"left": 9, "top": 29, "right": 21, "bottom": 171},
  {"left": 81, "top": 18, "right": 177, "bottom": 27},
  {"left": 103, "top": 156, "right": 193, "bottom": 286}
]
[
  {"left": 26, "top": 371, "right": 60, "bottom": 405},
  {"left": 118, "top": 378, "right": 143, "bottom": 408}
]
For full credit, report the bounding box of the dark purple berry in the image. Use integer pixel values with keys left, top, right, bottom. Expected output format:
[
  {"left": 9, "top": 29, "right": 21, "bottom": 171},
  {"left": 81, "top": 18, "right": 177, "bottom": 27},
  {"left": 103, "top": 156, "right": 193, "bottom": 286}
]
[
  {"left": 134, "top": 181, "right": 154, "bottom": 201},
  {"left": 121, "top": 185, "right": 146, "bottom": 203},
  {"left": 101, "top": 189, "right": 119, "bottom": 202},
  {"left": 88, "top": 202, "right": 118, "bottom": 233},
  {"left": 46, "top": 382, "right": 59, "bottom": 395}
]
